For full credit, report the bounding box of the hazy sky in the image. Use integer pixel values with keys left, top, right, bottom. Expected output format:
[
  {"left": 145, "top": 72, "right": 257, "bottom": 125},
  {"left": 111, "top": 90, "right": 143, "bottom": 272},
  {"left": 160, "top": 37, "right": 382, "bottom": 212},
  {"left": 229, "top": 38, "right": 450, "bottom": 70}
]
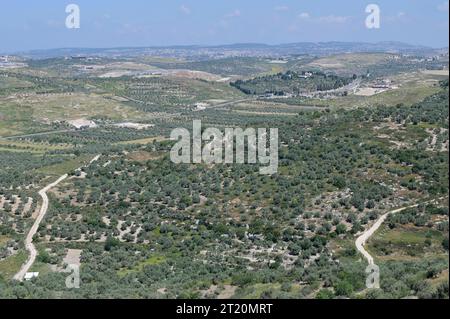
[{"left": 0, "top": 0, "right": 448, "bottom": 52}]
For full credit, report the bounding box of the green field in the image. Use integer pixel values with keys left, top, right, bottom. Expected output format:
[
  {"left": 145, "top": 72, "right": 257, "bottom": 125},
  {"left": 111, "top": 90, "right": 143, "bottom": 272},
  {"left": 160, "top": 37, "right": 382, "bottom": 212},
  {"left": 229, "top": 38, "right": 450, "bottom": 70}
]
[{"left": 0, "top": 250, "right": 27, "bottom": 281}]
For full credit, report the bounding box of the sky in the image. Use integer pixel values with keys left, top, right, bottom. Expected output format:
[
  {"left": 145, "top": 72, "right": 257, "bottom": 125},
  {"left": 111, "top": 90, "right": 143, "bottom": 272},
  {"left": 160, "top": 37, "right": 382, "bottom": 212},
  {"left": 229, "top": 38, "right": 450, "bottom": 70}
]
[{"left": 0, "top": 0, "right": 448, "bottom": 52}]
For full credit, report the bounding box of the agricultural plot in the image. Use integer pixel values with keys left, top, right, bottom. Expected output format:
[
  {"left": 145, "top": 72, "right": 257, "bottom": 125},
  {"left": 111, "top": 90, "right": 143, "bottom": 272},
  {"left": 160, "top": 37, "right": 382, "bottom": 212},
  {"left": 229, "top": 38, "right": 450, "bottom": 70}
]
[
  {"left": 5, "top": 92, "right": 149, "bottom": 124},
  {"left": 305, "top": 53, "right": 448, "bottom": 77},
  {"left": 0, "top": 50, "right": 448, "bottom": 299},
  {"left": 266, "top": 71, "right": 446, "bottom": 110},
  {"left": 147, "top": 57, "right": 286, "bottom": 77},
  {"left": 0, "top": 85, "right": 442, "bottom": 298}
]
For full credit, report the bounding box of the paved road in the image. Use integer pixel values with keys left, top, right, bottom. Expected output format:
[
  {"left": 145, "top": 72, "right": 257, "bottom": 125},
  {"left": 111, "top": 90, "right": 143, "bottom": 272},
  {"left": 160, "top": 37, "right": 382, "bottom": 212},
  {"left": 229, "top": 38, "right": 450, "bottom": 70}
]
[{"left": 13, "top": 155, "right": 101, "bottom": 281}]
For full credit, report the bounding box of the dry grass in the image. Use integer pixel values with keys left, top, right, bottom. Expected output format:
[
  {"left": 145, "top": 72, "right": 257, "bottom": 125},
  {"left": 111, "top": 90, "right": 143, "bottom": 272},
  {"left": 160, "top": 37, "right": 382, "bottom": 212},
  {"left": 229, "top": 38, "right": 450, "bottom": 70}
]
[
  {"left": 4, "top": 92, "right": 150, "bottom": 123},
  {"left": 116, "top": 136, "right": 168, "bottom": 145}
]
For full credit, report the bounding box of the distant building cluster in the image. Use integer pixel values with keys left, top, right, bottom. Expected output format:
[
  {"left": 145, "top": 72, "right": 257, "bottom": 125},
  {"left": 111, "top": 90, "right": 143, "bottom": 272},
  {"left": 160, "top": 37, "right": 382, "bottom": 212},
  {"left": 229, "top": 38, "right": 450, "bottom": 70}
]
[
  {"left": 0, "top": 56, "right": 10, "bottom": 67},
  {"left": 299, "top": 71, "right": 313, "bottom": 79},
  {"left": 67, "top": 119, "right": 98, "bottom": 130},
  {"left": 0, "top": 55, "right": 27, "bottom": 68},
  {"left": 371, "top": 78, "right": 394, "bottom": 89}
]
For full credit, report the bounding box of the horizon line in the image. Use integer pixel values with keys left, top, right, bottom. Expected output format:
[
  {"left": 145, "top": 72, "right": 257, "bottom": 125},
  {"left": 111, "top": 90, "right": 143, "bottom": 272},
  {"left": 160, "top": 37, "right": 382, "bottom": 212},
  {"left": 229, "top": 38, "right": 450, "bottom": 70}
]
[{"left": 3, "top": 40, "right": 449, "bottom": 56}]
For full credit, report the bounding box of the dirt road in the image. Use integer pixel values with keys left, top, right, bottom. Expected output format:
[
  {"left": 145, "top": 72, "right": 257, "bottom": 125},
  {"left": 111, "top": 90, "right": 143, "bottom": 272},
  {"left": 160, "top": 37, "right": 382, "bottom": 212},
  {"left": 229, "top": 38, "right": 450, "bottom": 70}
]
[
  {"left": 207, "top": 98, "right": 257, "bottom": 109},
  {"left": 13, "top": 155, "right": 101, "bottom": 281},
  {"left": 13, "top": 174, "right": 68, "bottom": 281},
  {"left": 0, "top": 129, "right": 74, "bottom": 140},
  {"left": 355, "top": 198, "right": 445, "bottom": 265}
]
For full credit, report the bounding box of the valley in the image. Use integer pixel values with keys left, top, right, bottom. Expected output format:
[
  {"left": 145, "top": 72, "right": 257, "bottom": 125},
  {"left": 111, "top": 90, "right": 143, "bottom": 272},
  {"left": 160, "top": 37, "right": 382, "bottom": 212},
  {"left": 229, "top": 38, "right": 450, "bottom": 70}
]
[{"left": 0, "top": 44, "right": 448, "bottom": 299}]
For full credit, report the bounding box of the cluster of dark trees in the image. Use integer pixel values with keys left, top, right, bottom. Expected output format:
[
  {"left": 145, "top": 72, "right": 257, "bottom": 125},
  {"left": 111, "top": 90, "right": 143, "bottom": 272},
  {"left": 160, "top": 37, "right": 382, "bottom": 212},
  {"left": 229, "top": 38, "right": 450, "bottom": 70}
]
[{"left": 231, "top": 70, "right": 353, "bottom": 95}]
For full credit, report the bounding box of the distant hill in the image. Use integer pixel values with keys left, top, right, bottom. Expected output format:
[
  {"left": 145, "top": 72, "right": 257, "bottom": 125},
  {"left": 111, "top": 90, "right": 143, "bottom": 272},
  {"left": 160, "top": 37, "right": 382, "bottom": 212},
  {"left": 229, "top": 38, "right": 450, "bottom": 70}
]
[{"left": 14, "top": 42, "right": 447, "bottom": 60}]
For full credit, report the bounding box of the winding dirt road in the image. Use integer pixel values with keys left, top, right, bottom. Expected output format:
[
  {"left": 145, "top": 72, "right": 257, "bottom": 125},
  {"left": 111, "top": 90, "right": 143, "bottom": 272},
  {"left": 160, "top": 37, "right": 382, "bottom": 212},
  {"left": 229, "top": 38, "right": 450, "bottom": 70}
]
[
  {"left": 355, "top": 198, "right": 445, "bottom": 265},
  {"left": 13, "top": 155, "right": 101, "bottom": 281},
  {"left": 13, "top": 174, "right": 68, "bottom": 281}
]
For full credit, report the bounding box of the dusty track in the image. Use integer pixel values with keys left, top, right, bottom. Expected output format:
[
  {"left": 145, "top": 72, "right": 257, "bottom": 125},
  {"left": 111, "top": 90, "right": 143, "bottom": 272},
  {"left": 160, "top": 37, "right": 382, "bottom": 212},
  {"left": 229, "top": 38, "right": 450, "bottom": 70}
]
[
  {"left": 355, "top": 197, "right": 445, "bottom": 265},
  {"left": 13, "top": 155, "right": 100, "bottom": 281},
  {"left": 13, "top": 174, "right": 68, "bottom": 281}
]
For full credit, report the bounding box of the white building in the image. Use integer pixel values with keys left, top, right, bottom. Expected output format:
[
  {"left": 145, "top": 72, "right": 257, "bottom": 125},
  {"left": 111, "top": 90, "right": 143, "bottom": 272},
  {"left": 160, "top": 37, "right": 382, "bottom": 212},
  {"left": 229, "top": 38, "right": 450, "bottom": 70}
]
[
  {"left": 67, "top": 119, "right": 97, "bottom": 129},
  {"left": 195, "top": 102, "right": 209, "bottom": 111},
  {"left": 24, "top": 272, "right": 39, "bottom": 281}
]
